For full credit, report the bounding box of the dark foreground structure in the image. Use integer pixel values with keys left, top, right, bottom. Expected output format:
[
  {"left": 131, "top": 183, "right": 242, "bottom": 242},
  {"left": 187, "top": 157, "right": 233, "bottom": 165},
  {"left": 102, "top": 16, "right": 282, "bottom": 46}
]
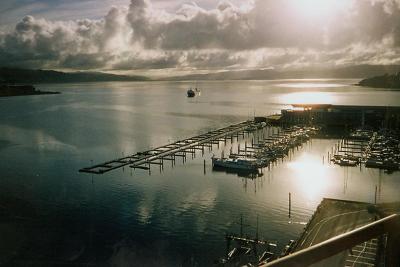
[
  {"left": 263, "top": 199, "right": 400, "bottom": 267},
  {"left": 278, "top": 104, "right": 400, "bottom": 130}
]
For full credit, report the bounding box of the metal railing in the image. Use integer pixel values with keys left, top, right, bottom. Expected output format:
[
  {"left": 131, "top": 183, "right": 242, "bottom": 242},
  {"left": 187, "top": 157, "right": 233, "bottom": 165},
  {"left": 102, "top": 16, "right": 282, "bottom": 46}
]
[{"left": 263, "top": 214, "right": 400, "bottom": 267}]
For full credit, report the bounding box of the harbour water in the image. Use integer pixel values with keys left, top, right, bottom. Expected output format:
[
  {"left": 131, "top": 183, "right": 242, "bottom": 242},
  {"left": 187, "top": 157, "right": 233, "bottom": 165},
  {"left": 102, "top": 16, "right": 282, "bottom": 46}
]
[{"left": 1, "top": 79, "right": 400, "bottom": 265}]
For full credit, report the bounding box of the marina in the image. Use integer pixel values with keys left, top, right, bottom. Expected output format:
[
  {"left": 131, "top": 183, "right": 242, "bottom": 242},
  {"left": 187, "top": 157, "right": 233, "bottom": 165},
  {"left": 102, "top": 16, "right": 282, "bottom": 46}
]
[
  {"left": 77, "top": 101, "right": 400, "bottom": 266},
  {"left": 2, "top": 80, "right": 400, "bottom": 266}
]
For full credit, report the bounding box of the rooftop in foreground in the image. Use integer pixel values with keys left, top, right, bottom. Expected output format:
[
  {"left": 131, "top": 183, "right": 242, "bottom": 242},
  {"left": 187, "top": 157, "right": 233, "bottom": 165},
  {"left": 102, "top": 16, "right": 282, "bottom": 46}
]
[{"left": 265, "top": 198, "right": 400, "bottom": 267}]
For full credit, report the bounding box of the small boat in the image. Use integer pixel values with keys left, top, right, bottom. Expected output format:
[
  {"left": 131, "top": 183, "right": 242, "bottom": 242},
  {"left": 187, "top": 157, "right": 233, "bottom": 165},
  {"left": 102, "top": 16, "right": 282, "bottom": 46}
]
[
  {"left": 336, "top": 158, "right": 358, "bottom": 167},
  {"left": 187, "top": 88, "right": 195, "bottom": 97}
]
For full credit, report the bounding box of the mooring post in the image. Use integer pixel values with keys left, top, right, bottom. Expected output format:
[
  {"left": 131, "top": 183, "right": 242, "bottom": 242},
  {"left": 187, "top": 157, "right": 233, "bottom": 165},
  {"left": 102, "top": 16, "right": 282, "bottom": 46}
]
[
  {"left": 289, "top": 192, "right": 292, "bottom": 219},
  {"left": 204, "top": 159, "right": 206, "bottom": 175},
  {"left": 375, "top": 185, "right": 378, "bottom": 204}
]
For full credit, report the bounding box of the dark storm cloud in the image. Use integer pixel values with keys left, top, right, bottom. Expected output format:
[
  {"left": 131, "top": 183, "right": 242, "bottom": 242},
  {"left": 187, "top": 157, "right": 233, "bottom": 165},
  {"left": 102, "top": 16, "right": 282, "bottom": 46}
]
[{"left": 0, "top": 0, "right": 399, "bottom": 71}]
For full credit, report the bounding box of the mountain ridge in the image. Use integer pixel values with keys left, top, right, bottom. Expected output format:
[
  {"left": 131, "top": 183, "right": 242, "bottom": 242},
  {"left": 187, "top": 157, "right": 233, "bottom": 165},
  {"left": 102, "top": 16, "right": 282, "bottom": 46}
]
[
  {"left": 2, "top": 65, "right": 400, "bottom": 83},
  {"left": 161, "top": 65, "right": 400, "bottom": 81},
  {"left": 0, "top": 68, "right": 150, "bottom": 84}
]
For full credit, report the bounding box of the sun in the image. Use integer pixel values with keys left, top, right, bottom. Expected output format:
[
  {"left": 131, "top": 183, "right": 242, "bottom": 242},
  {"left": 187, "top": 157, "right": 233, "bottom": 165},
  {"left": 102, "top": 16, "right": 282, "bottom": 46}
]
[{"left": 290, "top": 0, "right": 352, "bottom": 21}]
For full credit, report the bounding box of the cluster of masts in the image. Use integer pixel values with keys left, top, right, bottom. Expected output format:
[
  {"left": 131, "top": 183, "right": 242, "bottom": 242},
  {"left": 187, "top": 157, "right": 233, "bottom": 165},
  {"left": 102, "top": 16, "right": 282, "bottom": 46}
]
[
  {"left": 212, "top": 125, "right": 320, "bottom": 172},
  {"left": 330, "top": 128, "right": 400, "bottom": 171},
  {"left": 216, "top": 215, "right": 278, "bottom": 266}
]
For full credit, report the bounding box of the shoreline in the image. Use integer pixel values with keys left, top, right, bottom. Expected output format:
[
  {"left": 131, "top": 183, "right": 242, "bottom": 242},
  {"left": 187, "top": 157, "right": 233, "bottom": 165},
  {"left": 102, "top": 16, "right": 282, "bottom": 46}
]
[{"left": 0, "top": 84, "right": 60, "bottom": 98}]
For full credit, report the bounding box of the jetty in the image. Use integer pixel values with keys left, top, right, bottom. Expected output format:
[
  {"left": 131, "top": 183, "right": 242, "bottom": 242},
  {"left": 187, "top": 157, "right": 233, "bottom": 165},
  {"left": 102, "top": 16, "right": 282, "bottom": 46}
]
[{"left": 79, "top": 120, "right": 260, "bottom": 174}]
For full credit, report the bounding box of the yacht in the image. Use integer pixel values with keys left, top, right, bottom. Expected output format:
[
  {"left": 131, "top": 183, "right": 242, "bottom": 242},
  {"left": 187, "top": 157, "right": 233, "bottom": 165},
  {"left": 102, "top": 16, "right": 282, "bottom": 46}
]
[{"left": 212, "top": 157, "right": 259, "bottom": 171}]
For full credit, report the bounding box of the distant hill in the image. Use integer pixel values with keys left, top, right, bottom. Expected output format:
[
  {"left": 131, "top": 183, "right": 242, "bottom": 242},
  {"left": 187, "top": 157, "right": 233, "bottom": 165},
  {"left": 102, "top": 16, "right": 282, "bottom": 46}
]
[
  {"left": 162, "top": 65, "right": 400, "bottom": 81},
  {"left": 2, "top": 65, "right": 400, "bottom": 83},
  {"left": 358, "top": 73, "right": 400, "bottom": 89},
  {"left": 0, "top": 68, "right": 149, "bottom": 84},
  {"left": 0, "top": 84, "right": 59, "bottom": 97}
]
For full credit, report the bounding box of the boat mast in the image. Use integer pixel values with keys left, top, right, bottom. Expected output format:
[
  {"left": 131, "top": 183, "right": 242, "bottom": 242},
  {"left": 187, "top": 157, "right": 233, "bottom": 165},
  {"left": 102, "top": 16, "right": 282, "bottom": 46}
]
[
  {"left": 256, "top": 214, "right": 259, "bottom": 240},
  {"left": 240, "top": 214, "right": 244, "bottom": 237}
]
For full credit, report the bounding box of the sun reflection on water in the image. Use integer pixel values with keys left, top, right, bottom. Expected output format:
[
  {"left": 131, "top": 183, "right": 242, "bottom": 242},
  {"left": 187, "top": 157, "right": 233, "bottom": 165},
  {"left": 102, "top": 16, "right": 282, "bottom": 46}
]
[
  {"left": 277, "top": 83, "right": 343, "bottom": 88},
  {"left": 288, "top": 153, "right": 331, "bottom": 200},
  {"left": 280, "top": 92, "right": 337, "bottom": 105}
]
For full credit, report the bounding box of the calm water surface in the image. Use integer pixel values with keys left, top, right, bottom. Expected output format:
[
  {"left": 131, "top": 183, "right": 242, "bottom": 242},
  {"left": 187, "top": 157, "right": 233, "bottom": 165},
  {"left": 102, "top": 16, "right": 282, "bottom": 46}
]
[{"left": 0, "top": 79, "right": 399, "bottom": 266}]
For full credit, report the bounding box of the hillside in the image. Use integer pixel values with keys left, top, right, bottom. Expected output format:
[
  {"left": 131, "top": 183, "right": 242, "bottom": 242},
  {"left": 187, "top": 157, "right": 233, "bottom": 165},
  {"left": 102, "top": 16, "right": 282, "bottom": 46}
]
[
  {"left": 0, "top": 68, "right": 149, "bottom": 84},
  {"left": 163, "top": 65, "right": 400, "bottom": 81},
  {"left": 358, "top": 73, "right": 400, "bottom": 89}
]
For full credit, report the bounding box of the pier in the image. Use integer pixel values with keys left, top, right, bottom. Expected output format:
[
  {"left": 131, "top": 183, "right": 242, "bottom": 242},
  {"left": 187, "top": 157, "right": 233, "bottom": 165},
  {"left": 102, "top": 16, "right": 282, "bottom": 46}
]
[{"left": 79, "top": 120, "right": 259, "bottom": 174}]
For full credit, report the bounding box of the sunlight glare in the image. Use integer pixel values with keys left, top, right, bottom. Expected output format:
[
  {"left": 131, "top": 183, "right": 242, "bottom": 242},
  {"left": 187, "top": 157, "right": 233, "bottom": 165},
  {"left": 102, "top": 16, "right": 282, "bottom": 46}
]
[
  {"left": 277, "top": 83, "right": 343, "bottom": 88},
  {"left": 280, "top": 92, "right": 336, "bottom": 105},
  {"left": 288, "top": 153, "right": 330, "bottom": 199},
  {"left": 291, "top": 0, "right": 351, "bottom": 20}
]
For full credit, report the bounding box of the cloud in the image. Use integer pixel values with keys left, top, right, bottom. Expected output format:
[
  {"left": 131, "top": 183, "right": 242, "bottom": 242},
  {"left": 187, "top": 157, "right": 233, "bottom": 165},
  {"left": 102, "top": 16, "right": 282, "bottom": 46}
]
[{"left": 0, "top": 0, "right": 399, "bottom": 72}]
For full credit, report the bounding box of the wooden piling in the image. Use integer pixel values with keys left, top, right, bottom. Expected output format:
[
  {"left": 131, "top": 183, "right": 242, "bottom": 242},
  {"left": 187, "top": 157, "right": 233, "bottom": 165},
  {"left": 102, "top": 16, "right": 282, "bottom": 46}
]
[{"left": 289, "top": 192, "right": 292, "bottom": 219}]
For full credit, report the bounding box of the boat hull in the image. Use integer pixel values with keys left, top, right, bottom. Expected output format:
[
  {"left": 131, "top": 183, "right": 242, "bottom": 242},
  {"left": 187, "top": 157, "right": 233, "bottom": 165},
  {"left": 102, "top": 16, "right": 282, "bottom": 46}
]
[{"left": 212, "top": 158, "right": 258, "bottom": 171}]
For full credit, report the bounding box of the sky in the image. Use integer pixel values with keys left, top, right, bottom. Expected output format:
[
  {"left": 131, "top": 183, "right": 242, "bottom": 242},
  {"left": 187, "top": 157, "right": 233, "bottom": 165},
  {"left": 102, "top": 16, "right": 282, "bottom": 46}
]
[{"left": 0, "top": 0, "right": 399, "bottom": 75}]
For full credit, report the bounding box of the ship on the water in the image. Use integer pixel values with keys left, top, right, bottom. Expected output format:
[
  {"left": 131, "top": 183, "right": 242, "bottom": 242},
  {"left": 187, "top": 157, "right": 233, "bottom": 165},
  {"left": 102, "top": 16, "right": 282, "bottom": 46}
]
[
  {"left": 187, "top": 86, "right": 200, "bottom": 97},
  {"left": 187, "top": 88, "right": 195, "bottom": 97}
]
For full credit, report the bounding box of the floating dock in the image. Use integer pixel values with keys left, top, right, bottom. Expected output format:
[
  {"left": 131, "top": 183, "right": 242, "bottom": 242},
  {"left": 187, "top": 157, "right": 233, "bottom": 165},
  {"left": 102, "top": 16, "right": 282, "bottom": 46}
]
[{"left": 79, "top": 120, "right": 259, "bottom": 174}]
